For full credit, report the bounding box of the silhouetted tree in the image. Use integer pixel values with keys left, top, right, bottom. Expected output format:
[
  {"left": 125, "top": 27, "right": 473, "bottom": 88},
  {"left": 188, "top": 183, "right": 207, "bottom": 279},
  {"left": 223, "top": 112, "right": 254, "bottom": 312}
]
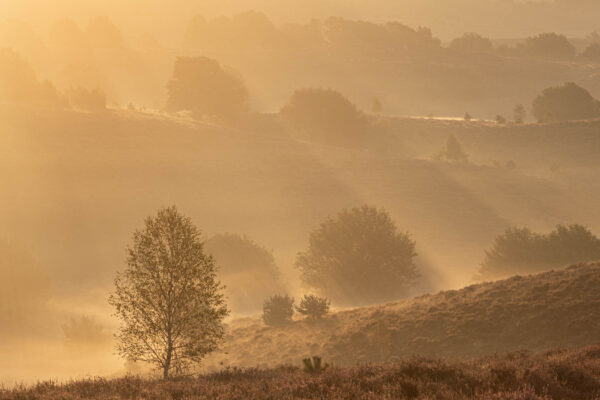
[
  {"left": 280, "top": 88, "right": 367, "bottom": 145},
  {"left": 295, "top": 295, "right": 330, "bottom": 320},
  {"left": 514, "top": 104, "right": 526, "bottom": 124},
  {"left": 166, "top": 56, "right": 249, "bottom": 120},
  {"left": 496, "top": 115, "right": 507, "bottom": 124},
  {"left": 581, "top": 42, "right": 600, "bottom": 60},
  {"left": 464, "top": 112, "right": 473, "bottom": 121},
  {"left": 62, "top": 315, "right": 111, "bottom": 346},
  {"left": 450, "top": 33, "right": 493, "bottom": 54},
  {"left": 532, "top": 82, "right": 600, "bottom": 123},
  {"left": 523, "top": 33, "right": 576, "bottom": 60},
  {"left": 204, "top": 233, "right": 284, "bottom": 314},
  {"left": 109, "top": 206, "right": 229, "bottom": 378},
  {"left": 262, "top": 294, "right": 294, "bottom": 326},
  {"left": 478, "top": 224, "right": 600, "bottom": 280},
  {"left": 296, "top": 205, "right": 418, "bottom": 305},
  {"left": 372, "top": 98, "right": 383, "bottom": 114},
  {"left": 436, "top": 134, "right": 469, "bottom": 163}
]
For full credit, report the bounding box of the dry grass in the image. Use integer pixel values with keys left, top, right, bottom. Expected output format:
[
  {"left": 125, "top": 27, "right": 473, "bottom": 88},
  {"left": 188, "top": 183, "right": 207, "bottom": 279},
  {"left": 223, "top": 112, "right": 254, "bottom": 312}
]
[
  {"left": 3, "top": 344, "right": 600, "bottom": 399},
  {"left": 204, "top": 263, "right": 600, "bottom": 369}
]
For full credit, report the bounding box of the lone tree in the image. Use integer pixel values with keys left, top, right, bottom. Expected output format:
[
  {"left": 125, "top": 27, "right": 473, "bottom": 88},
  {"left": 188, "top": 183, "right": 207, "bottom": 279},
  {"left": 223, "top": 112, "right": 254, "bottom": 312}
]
[
  {"left": 109, "top": 206, "right": 229, "bottom": 378},
  {"left": 296, "top": 205, "right": 419, "bottom": 305},
  {"left": 262, "top": 294, "right": 294, "bottom": 326},
  {"left": 295, "top": 294, "right": 330, "bottom": 320},
  {"left": 532, "top": 82, "right": 600, "bottom": 123},
  {"left": 436, "top": 134, "right": 469, "bottom": 163},
  {"left": 280, "top": 88, "right": 367, "bottom": 146},
  {"left": 513, "top": 104, "right": 526, "bottom": 124},
  {"left": 166, "top": 56, "right": 248, "bottom": 120},
  {"left": 478, "top": 224, "right": 600, "bottom": 280}
]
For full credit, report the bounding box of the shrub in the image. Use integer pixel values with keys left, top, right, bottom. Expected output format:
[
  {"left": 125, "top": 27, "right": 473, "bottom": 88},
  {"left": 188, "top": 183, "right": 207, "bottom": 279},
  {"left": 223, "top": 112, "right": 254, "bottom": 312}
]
[
  {"left": 495, "top": 115, "right": 507, "bottom": 124},
  {"left": 513, "top": 104, "right": 526, "bottom": 124},
  {"left": 280, "top": 88, "right": 367, "bottom": 146},
  {"left": 532, "top": 82, "right": 600, "bottom": 123},
  {"left": 302, "top": 356, "right": 328, "bottom": 373},
  {"left": 262, "top": 295, "right": 294, "bottom": 326},
  {"left": 296, "top": 295, "right": 330, "bottom": 320},
  {"left": 450, "top": 33, "right": 493, "bottom": 54},
  {"left": 478, "top": 224, "right": 600, "bottom": 280},
  {"left": 296, "top": 205, "right": 418, "bottom": 305},
  {"left": 204, "top": 233, "right": 284, "bottom": 314},
  {"left": 523, "top": 32, "right": 576, "bottom": 60},
  {"left": 436, "top": 134, "right": 469, "bottom": 163},
  {"left": 581, "top": 42, "right": 600, "bottom": 60},
  {"left": 166, "top": 56, "right": 248, "bottom": 120}
]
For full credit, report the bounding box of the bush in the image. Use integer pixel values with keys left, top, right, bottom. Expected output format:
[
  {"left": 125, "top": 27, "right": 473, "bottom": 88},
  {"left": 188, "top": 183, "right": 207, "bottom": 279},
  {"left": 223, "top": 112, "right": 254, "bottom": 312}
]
[
  {"left": 523, "top": 32, "right": 576, "bottom": 60},
  {"left": 67, "top": 87, "right": 106, "bottom": 111},
  {"left": 478, "top": 224, "right": 600, "bottom": 280},
  {"left": 295, "top": 295, "right": 330, "bottom": 320},
  {"left": 262, "top": 295, "right": 294, "bottom": 326},
  {"left": 495, "top": 115, "right": 507, "bottom": 124},
  {"left": 513, "top": 104, "right": 526, "bottom": 124},
  {"left": 296, "top": 205, "right": 419, "bottom": 305},
  {"left": 532, "top": 82, "right": 600, "bottom": 123},
  {"left": 449, "top": 33, "right": 493, "bottom": 54},
  {"left": 280, "top": 88, "right": 367, "bottom": 146},
  {"left": 204, "top": 233, "right": 284, "bottom": 314},
  {"left": 436, "top": 134, "right": 469, "bottom": 163},
  {"left": 581, "top": 42, "right": 600, "bottom": 60},
  {"left": 166, "top": 56, "right": 248, "bottom": 120}
]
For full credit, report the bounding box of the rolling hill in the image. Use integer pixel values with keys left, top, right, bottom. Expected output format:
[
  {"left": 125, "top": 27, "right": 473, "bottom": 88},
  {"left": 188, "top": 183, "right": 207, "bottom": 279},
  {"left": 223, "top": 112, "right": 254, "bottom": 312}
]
[{"left": 203, "top": 262, "right": 600, "bottom": 369}]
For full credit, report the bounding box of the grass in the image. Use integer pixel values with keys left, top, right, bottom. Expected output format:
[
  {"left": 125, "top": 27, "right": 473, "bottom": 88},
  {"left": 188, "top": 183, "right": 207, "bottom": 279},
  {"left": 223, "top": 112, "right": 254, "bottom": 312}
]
[{"left": 3, "top": 343, "right": 600, "bottom": 399}]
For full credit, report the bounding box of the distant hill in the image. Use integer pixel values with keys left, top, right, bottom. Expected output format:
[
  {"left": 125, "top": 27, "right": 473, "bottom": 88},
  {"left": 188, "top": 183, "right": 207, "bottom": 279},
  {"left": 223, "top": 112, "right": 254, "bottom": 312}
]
[{"left": 204, "top": 262, "right": 600, "bottom": 369}]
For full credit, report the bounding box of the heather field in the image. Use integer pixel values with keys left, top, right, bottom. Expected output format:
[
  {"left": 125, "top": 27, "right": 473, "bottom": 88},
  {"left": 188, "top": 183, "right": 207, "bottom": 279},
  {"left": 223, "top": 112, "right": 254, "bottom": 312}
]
[{"left": 4, "top": 344, "right": 600, "bottom": 399}]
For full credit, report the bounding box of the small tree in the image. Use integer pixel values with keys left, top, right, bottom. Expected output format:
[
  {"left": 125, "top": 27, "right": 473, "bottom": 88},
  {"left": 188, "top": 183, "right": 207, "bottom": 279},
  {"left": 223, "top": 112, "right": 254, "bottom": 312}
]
[
  {"left": 464, "top": 112, "right": 472, "bottom": 121},
  {"left": 523, "top": 32, "right": 576, "bottom": 60},
  {"left": 109, "top": 206, "right": 229, "bottom": 378},
  {"left": 513, "top": 104, "right": 526, "bottom": 124},
  {"left": 495, "top": 115, "right": 507, "bottom": 124},
  {"left": 296, "top": 205, "right": 418, "bottom": 305},
  {"left": 166, "top": 56, "right": 248, "bottom": 120},
  {"left": 450, "top": 33, "right": 493, "bottom": 54},
  {"left": 262, "top": 294, "right": 294, "bottom": 326},
  {"left": 532, "top": 82, "right": 600, "bottom": 123},
  {"left": 437, "top": 134, "right": 469, "bottom": 163},
  {"left": 280, "top": 88, "right": 367, "bottom": 146},
  {"left": 295, "top": 295, "right": 330, "bottom": 320}
]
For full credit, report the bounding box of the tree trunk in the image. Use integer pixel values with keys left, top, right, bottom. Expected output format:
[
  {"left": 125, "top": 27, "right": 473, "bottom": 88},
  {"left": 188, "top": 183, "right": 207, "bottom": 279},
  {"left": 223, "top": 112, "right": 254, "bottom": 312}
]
[{"left": 163, "top": 342, "right": 172, "bottom": 379}]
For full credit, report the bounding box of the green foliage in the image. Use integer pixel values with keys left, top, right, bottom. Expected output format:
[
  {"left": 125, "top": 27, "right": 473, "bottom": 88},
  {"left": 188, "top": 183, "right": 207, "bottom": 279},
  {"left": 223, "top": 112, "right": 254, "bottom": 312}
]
[
  {"left": 166, "top": 56, "right": 249, "bottom": 120},
  {"left": 302, "top": 356, "right": 329, "bottom": 373},
  {"left": 262, "top": 294, "right": 294, "bottom": 326},
  {"left": 295, "top": 295, "right": 330, "bottom": 320},
  {"left": 479, "top": 224, "right": 600, "bottom": 280},
  {"left": 204, "top": 233, "right": 284, "bottom": 314},
  {"left": 280, "top": 88, "right": 367, "bottom": 146},
  {"left": 532, "top": 82, "right": 600, "bottom": 123},
  {"left": 108, "top": 206, "right": 229, "bottom": 378},
  {"left": 296, "top": 205, "right": 418, "bottom": 305}
]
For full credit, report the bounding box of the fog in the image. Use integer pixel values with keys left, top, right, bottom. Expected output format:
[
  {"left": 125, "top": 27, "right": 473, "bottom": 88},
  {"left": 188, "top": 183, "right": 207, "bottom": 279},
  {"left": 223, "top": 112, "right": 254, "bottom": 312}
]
[{"left": 2, "top": 0, "right": 600, "bottom": 385}]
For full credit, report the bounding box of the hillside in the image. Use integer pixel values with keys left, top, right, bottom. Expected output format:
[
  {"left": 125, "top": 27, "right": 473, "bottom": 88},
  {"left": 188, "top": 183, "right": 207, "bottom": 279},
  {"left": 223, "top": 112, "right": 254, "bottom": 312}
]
[
  {"left": 4, "top": 343, "right": 600, "bottom": 399},
  {"left": 203, "top": 263, "right": 600, "bottom": 369}
]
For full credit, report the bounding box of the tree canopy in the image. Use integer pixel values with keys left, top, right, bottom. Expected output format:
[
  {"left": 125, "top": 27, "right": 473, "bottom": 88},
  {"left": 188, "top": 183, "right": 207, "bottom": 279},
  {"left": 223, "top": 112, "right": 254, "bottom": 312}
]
[
  {"left": 166, "top": 56, "right": 249, "bottom": 120},
  {"left": 532, "top": 82, "right": 600, "bottom": 123},
  {"left": 478, "top": 224, "right": 600, "bottom": 280},
  {"left": 296, "top": 205, "right": 419, "bottom": 305},
  {"left": 109, "top": 206, "right": 228, "bottom": 378}
]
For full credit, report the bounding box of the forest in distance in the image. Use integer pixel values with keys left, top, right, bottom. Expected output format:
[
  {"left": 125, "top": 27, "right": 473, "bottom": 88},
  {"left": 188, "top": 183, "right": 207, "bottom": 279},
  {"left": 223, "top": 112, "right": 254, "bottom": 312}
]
[{"left": 3, "top": 1, "right": 600, "bottom": 399}]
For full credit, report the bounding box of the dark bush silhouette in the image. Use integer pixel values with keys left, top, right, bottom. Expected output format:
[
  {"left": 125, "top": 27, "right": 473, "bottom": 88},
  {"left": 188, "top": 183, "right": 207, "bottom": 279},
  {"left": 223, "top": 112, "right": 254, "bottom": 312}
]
[
  {"left": 295, "top": 295, "right": 330, "bottom": 320},
  {"left": 523, "top": 32, "right": 576, "bottom": 60},
  {"left": 495, "top": 115, "right": 506, "bottom": 124},
  {"left": 296, "top": 205, "right": 418, "bottom": 305},
  {"left": 532, "top": 82, "right": 600, "bottom": 123},
  {"left": 449, "top": 33, "right": 493, "bottom": 54},
  {"left": 478, "top": 224, "right": 600, "bottom": 280},
  {"left": 204, "top": 233, "right": 284, "bottom": 314},
  {"left": 166, "top": 56, "right": 249, "bottom": 120},
  {"left": 436, "top": 134, "right": 469, "bottom": 163},
  {"left": 262, "top": 295, "right": 294, "bottom": 326},
  {"left": 302, "top": 356, "right": 328, "bottom": 373},
  {"left": 280, "top": 88, "right": 367, "bottom": 146}
]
